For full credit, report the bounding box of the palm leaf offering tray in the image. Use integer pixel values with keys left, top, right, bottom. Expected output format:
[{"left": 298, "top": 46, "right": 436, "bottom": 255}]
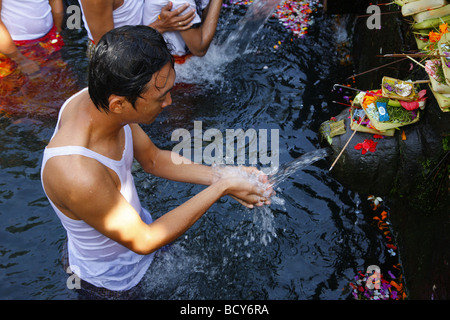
[
  {"left": 350, "top": 106, "right": 395, "bottom": 136},
  {"left": 425, "top": 59, "right": 450, "bottom": 93},
  {"left": 413, "top": 4, "right": 450, "bottom": 23},
  {"left": 381, "top": 76, "right": 416, "bottom": 101},
  {"left": 353, "top": 86, "right": 423, "bottom": 131},
  {"left": 438, "top": 32, "right": 450, "bottom": 84},
  {"left": 400, "top": 0, "right": 447, "bottom": 16},
  {"left": 428, "top": 84, "right": 450, "bottom": 111}
]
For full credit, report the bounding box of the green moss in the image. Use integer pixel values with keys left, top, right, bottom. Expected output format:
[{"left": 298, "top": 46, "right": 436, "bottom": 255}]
[
  {"left": 408, "top": 154, "right": 450, "bottom": 216},
  {"left": 442, "top": 136, "right": 450, "bottom": 152}
]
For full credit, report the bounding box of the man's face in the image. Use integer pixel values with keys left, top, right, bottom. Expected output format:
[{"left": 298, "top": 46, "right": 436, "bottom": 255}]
[{"left": 133, "top": 62, "right": 175, "bottom": 124}]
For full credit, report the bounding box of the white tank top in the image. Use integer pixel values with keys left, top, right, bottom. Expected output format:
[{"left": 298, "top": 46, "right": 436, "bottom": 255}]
[
  {"left": 79, "top": 0, "right": 144, "bottom": 42},
  {"left": 41, "top": 88, "right": 154, "bottom": 291},
  {"left": 1, "top": 0, "right": 53, "bottom": 40}
]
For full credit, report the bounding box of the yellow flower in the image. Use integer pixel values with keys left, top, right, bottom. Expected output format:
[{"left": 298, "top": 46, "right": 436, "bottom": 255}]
[{"left": 440, "top": 23, "right": 449, "bottom": 34}]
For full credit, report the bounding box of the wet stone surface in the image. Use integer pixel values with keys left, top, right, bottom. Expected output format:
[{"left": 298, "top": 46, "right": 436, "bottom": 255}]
[{"left": 321, "top": 6, "right": 450, "bottom": 299}]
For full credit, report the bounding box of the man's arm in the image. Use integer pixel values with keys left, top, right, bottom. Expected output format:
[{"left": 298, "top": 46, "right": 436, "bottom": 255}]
[
  {"left": 149, "top": 1, "right": 196, "bottom": 34},
  {"left": 42, "top": 145, "right": 267, "bottom": 255},
  {"left": 131, "top": 123, "right": 216, "bottom": 186},
  {"left": 79, "top": 0, "right": 115, "bottom": 44},
  {"left": 49, "top": 0, "right": 64, "bottom": 33},
  {"left": 179, "top": 0, "right": 223, "bottom": 56},
  {"left": 0, "top": 0, "right": 39, "bottom": 74},
  {"left": 131, "top": 124, "right": 272, "bottom": 207}
]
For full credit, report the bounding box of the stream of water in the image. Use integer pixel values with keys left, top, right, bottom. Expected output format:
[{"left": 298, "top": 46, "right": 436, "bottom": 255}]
[
  {"left": 223, "top": 0, "right": 283, "bottom": 53},
  {"left": 174, "top": 0, "right": 283, "bottom": 84}
]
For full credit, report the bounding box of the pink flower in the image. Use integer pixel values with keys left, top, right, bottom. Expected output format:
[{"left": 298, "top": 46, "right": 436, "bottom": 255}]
[{"left": 425, "top": 60, "right": 444, "bottom": 83}]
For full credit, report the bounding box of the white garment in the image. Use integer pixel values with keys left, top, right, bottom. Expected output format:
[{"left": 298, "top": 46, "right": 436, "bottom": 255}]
[
  {"left": 143, "top": 0, "right": 209, "bottom": 56},
  {"left": 79, "top": 0, "right": 144, "bottom": 42},
  {"left": 1, "top": 0, "right": 53, "bottom": 40},
  {"left": 41, "top": 88, "right": 154, "bottom": 291}
]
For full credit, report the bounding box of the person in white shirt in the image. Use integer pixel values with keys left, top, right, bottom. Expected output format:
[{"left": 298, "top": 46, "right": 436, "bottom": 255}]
[
  {"left": 78, "top": 0, "right": 196, "bottom": 45},
  {"left": 0, "top": 0, "right": 63, "bottom": 76},
  {"left": 143, "top": 0, "right": 222, "bottom": 61}
]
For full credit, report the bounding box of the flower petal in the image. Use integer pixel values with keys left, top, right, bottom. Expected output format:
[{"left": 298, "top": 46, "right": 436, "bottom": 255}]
[{"left": 400, "top": 100, "right": 419, "bottom": 111}]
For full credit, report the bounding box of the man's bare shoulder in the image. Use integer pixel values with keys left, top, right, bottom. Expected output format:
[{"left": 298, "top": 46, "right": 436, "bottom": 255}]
[
  {"left": 42, "top": 154, "right": 115, "bottom": 208},
  {"left": 44, "top": 153, "right": 107, "bottom": 180},
  {"left": 48, "top": 90, "right": 91, "bottom": 148}
]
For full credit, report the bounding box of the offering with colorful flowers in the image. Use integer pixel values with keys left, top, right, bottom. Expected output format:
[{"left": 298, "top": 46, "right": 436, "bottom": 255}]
[
  {"left": 412, "top": 22, "right": 450, "bottom": 111},
  {"left": 351, "top": 77, "right": 425, "bottom": 132}
]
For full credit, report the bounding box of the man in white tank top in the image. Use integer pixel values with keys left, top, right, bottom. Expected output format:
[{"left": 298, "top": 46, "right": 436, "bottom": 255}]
[{"left": 41, "top": 25, "right": 272, "bottom": 299}]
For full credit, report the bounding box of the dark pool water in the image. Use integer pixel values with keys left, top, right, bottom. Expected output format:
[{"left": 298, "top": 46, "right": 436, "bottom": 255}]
[{"left": 0, "top": 4, "right": 398, "bottom": 300}]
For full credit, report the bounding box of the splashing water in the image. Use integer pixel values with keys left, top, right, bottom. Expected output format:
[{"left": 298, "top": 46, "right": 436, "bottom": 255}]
[
  {"left": 222, "top": 0, "right": 283, "bottom": 54},
  {"left": 174, "top": 44, "right": 236, "bottom": 84},
  {"left": 212, "top": 148, "right": 329, "bottom": 245},
  {"left": 267, "top": 147, "right": 329, "bottom": 188},
  {"left": 175, "top": 0, "right": 282, "bottom": 84}
]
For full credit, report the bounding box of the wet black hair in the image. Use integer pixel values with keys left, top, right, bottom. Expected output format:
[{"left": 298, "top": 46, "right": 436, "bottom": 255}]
[{"left": 88, "top": 25, "right": 174, "bottom": 112}]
